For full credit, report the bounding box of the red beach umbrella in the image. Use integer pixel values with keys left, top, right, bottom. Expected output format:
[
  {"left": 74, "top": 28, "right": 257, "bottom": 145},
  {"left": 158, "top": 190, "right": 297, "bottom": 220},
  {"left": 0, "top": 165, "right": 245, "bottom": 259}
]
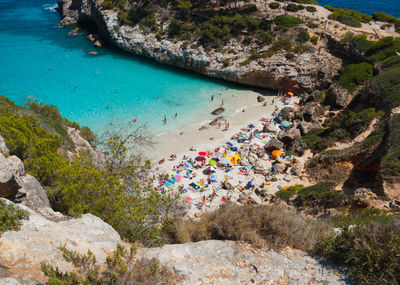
[{"left": 198, "top": 151, "right": 207, "bottom": 157}]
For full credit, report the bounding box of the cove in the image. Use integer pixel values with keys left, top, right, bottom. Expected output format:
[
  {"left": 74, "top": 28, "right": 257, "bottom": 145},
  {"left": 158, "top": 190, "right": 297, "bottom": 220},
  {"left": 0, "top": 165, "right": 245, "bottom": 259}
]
[{"left": 0, "top": 0, "right": 251, "bottom": 135}]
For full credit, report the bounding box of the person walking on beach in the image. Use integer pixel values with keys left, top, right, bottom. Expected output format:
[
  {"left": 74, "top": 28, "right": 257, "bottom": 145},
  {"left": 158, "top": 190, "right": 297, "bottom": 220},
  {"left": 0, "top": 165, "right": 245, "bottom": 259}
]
[{"left": 164, "top": 115, "right": 167, "bottom": 125}]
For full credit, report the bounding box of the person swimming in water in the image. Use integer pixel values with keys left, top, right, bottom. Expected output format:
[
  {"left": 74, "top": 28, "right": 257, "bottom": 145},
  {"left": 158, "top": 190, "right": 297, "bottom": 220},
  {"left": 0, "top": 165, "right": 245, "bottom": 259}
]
[{"left": 175, "top": 113, "right": 178, "bottom": 118}]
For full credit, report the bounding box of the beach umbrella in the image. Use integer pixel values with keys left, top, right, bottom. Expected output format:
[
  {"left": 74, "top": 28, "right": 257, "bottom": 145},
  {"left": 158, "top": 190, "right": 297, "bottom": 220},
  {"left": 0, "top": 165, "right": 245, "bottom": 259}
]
[
  {"left": 198, "top": 151, "right": 207, "bottom": 157},
  {"left": 208, "top": 160, "right": 217, "bottom": 166},
  {"left": 220, "top": 157, "right": 230, "bottom": 164},
  {"left": 195, "top": 156, "right": 206, "bottom": 161},
  {"left": 207, "top": 166, "right": 217, "bottom": 171},
  {"left": 287, "top": 92, "right": 294, "bottom": 96},
  {"left": 184, "top": 196, "right": 192, "bottom": 202},
  {"left": 175, "top": 175, "right": 183, "bottom": 181},
  {"left": 209, "top": 174, "right": 217, "bottom": 181},
  {"left": 271, "top": 150, "right": 282, "bottom": 157},
  {"left": 281, "top": 121, "right": 291, "bottom": 128}
]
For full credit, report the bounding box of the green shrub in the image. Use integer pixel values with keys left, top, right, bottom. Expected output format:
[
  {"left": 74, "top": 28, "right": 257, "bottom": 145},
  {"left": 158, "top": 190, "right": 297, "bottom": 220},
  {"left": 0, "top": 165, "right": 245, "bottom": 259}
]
[
  {"left": 296, "top": 28, "right": 310, "bottom": 43},
  {"left": 41, "top": 245, "right": 177, "bottom": 284},
  {"left": 295, "top": 182, "right": 348, "bottom": 209},
  {"left": 341, "top": 33, "right": 374, "bottom": 53},
  {"left": 367, "top": 66, "right": 400, "bottom": 109},
  {"left": 285, "top": 52, "right": 295, "bottom": 60},
  {"left": 101, "top": 0, "right": 115, "bottom": 9},
  {"left": 276, "top": 185, "right": 304, "bottom": 201},
  {"left": 322, "top": 220, "right": 400, "bottom": 284},
  {"left": 337, "top": 62, "right": 373, "bottom": 91},
  {"left": 286, "top": 3, "right": 301, "bottom": 12},
  {"left": 310, "top": 35, "right": 318, "bottom": 45},
  {"left": 274, "top": 15, "right": 302, "bottom": 28},
  {"left": 372, "top": 12, "right": 400, "bottom": 32},
  {"left": 222, "top": 59, "right": 230, "bottom": 67},
  {"left": 257, "top": 30, "right": 274, "bottom": 45},
  {"left": 306, "top": 6, "right": 317, "bottom": 13},
  {"left": 328, "top": 208, "right": 394, "bottom": 228},
  {"left": 79, "top": 126, "right": 97, "bottom": 145},
  {"left": 325, "top": 6, "right": 372, "bottom": 24},
  {"left": 244, "top": 3, "right": 257, "bottom": 13},
  {"left": 271, "top": 38, "right": 292, "bottom": 52},
  {"left": 0, "top": 200, "right": 29, "bottom": 235},
  {"left": 269, "top": 2, "right": 280, "bottom": 9}
]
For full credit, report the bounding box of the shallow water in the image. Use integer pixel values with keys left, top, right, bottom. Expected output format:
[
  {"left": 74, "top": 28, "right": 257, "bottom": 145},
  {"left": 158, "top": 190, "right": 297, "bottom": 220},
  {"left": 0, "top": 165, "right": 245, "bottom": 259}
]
[{"left": 0, "top": 0, "right": 257, "bottom": 135}]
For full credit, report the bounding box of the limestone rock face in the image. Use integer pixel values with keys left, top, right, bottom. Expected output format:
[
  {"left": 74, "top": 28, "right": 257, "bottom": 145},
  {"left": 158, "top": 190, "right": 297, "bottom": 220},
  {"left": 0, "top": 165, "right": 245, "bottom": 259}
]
[
  {"left": 0, "top": 200, "right": 124, "bottom": 282},
  {"left": 56, "top": 1, "right": 343, "bottom": 91},
  {"left": 141, "top": 240, "right": 350, "bottom": 284},
  {"left": 0, "top": 135, "right": 9, "bottom": 155},
  {"left": 327, "top": 84, "right": 352, "bottom": 109},
  {"left": 0, "top": 153, "right": 50, "bottom": 208},
  {"left": 254, "top": 159, "right": 271, "bottom": 176}
]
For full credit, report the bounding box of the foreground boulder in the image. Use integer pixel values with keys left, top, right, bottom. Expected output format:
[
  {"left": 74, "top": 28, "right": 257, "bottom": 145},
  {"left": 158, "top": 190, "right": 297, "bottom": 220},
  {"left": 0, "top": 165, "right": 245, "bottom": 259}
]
[
  {"left": 141, "top": 240, "right": 350, "bottom": 284},
  {"left": 0, "top": 153, "right": 50, "bottom": 208},
  {"left": 0, "top": 200, "right": 124, "bottom": 283}
]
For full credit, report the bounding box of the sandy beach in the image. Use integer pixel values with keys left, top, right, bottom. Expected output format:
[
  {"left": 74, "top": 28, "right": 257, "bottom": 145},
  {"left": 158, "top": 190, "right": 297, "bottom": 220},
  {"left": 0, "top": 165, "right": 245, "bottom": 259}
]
[
  {"left": 146, "top": 89, "right": 278, "bottom": 163},
  {"left": 147, "top": 88, "right": 313, "bottom": 217}
]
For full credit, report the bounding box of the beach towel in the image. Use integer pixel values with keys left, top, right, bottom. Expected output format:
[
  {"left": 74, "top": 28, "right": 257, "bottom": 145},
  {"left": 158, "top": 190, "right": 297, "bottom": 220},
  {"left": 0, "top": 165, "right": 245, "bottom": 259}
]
[{"left": 189, "top": 182, "right": 201, "bottom": 190}]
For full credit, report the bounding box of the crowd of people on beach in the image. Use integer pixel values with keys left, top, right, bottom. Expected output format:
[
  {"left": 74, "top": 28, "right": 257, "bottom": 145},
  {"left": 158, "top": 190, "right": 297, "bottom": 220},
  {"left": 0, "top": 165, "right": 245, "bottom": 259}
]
[{"left": 154, "top": 91, "right": 302, "bottom": 215}]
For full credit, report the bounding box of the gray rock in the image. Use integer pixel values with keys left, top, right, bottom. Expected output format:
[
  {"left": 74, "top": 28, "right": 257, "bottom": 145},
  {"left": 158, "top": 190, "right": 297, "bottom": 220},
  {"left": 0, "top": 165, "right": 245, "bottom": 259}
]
[
  {"left": 254, "top": 159, "right": 271, "bottom": 176},
  {"left": 209, "top": 116, "right": 227, "bottom": 126},
  {"left": 257, "top": 95, "right": 265, "bottom": 102},
  {"left": 141, "top": 240, "right": 350, "bottom": 284},
  {"left": 211, "top": 107, "right": 225, "bottom": 116},
  {"left": 0, "top": 200, "right": 124, "bottom": 283},
  {"left": 266, "top": 138, "right": 283, "bottom": 151},
  {"left": 7, "top": 155, "right": 25, "bottom": 177},
  {"left": 0, "top": 135, "right": 9, "bottom": 155},
  {"left": 16, "top": 174, "right": 51, "bottom": 208},
  {"left": 327, "top": 84, "right": 351, "bottom": 109},
  {"left": 248, "top": 193, "right": 263, "bottom": 204}
]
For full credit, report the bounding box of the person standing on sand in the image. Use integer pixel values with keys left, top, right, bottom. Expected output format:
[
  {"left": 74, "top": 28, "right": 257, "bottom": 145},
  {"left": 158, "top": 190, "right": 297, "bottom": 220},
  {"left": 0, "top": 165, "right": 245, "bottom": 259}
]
[
  {"left": 221, "top": 100, "right": 224, "bottom": 106},
  {"left": 164, "top": 115, "right": 167, "bottom": 125},
  {"left": 211, "top": 95, "right": 214, "bottom": 101}
]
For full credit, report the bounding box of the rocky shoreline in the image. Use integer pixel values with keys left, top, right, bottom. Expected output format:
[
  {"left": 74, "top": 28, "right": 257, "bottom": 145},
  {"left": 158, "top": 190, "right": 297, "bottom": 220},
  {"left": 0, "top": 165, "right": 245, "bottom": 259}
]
[{"left": 56, "top": 0, "right": 346, "bottom": 91}]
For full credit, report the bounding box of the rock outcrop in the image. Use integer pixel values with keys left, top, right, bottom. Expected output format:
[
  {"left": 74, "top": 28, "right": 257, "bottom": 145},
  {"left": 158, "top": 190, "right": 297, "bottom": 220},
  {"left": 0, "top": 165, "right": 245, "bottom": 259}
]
[
  {"left": 0, "top": 199, "right": 124, "bottom": 283},
  {"left": 56, "top": 0, "right": 342, "bottom": 91},
  {"left": 0, "top": 153, "right": 50, "bottom": 208},
  {"left": 141, "top": 240, "right": 350, "bottom": 284}
]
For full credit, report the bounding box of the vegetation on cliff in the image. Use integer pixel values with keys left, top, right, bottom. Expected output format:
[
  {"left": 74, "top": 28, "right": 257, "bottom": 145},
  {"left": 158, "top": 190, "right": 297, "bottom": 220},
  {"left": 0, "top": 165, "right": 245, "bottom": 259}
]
[
  {"left": 41, "top": 244, "right": 177, "bottom": 284},
  {"left": 0, "top": 199, "right": 29, "bottom": 235},
  {"left": 0, "top": 97, "right": 178, "bottom": 246}
]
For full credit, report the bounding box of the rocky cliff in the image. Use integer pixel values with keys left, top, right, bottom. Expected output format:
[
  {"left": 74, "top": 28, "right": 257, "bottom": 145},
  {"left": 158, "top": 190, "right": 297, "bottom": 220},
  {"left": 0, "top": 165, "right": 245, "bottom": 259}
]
[{"left": 56, "top": 0, "right": 343, "bottom": 92}]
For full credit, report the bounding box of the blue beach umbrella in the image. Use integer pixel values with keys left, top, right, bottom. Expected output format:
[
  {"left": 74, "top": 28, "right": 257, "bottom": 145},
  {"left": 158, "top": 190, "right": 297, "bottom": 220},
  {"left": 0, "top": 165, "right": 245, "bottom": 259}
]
[{"left": 281, "top": 121, "right": 291, "bottom": 127}]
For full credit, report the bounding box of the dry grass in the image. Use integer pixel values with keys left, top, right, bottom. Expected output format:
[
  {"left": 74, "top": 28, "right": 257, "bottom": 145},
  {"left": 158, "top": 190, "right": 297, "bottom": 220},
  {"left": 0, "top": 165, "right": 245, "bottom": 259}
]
[{"left": 164, "top": 203, "right": 334, "bottom": 252}]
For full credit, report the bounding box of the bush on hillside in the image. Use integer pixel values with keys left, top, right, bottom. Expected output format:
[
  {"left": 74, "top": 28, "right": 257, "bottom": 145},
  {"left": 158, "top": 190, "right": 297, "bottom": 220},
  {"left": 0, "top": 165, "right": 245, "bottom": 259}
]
[
  {"left": 296, "top": 28, "right": 310, "bottom": 43},
  {"left": 337, "top": 62, "right": 373, "bottom": 91},
  {"left": 274, "top": 15, "right": 302, "bottom": 28},
  {"left": 322, "top": 219, "right": 400, "bottom": 284},
  {"left": 101, "top": 0, "right": 115, "bottom": 9},
  {"left": 269, "top": 2, "right": 280, "bottom": 9},
  {"left": 48, "top": 125, "right": 180, "bottom": 246},
  {"left": 41, "top": 245, "right": 177, "bottom": 284},
  {"left": 0, "top": 200, "right": 29, "bottom": 235},
  {"left": 306, "top": 6, "right": 317, "bottom": 13},
  {"left": 372, "top": 12, "right": 400, "bottom": 32},
  {"left": 367, "top": 65, "right": 400, "bottom": 109},
  {"left": 325, "top": 6, "right": 372, "bottom": 24},
  {"left": 164, "top": 203, "right": 334, "bottom": 252}
]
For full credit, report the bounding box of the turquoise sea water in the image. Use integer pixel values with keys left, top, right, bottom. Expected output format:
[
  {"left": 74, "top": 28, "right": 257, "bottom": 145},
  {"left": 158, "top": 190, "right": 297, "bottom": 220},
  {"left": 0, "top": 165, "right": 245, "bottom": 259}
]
[
  {"left": 0, "top": 1, "right": 399, "bottom": 135},
  {"left": 0, "top": 0, "right": 239, "bottom": 134}
]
